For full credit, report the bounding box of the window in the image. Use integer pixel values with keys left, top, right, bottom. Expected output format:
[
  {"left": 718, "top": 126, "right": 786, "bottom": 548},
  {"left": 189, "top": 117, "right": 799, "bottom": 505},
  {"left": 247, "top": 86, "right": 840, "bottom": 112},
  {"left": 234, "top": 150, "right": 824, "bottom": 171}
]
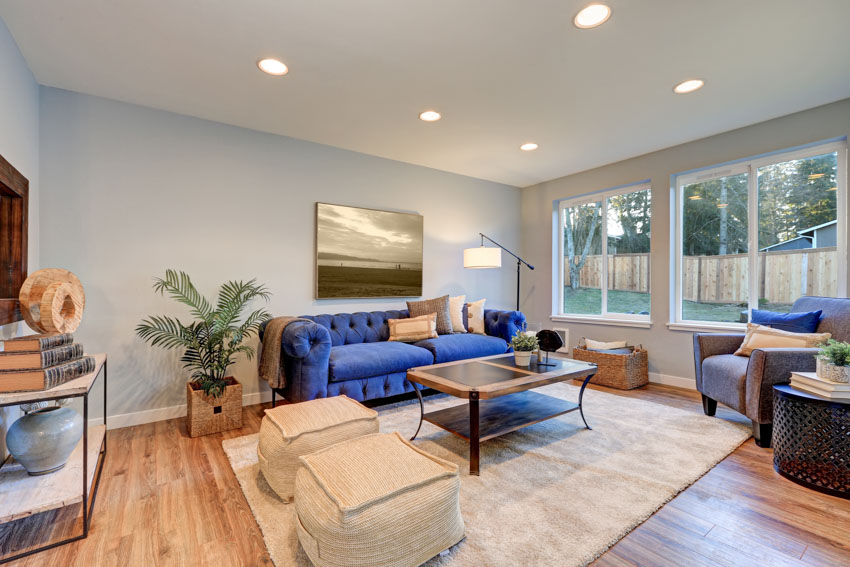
[
  {"left": 673, "top": 141, "right": 846, "bottom": 327},
  {"left": 557, "top": 183, "right": 651, "bottom": 322}
]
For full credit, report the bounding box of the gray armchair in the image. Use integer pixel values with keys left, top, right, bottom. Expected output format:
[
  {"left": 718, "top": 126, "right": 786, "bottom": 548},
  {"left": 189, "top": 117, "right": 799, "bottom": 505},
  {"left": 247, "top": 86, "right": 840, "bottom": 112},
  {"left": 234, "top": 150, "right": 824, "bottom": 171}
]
[{"left": 694, "top": 296, "right": 850, "bottom": 447}]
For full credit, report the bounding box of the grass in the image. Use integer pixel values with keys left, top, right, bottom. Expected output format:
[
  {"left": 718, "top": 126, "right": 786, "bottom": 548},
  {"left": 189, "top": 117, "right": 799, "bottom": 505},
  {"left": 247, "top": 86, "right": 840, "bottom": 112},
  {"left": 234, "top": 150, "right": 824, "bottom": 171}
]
[
  {"left": 563, "top": 287, "right": 792, "bottom": 322},
  {"left": 317, "top": 266, "right": 422, "bottom": 298}
]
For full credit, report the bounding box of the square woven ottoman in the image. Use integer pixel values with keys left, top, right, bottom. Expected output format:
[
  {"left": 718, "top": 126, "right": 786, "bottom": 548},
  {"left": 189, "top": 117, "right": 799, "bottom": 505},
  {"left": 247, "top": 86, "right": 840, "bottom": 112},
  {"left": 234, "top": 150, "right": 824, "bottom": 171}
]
[
  {"left": 294, "top": 432, "right": 465, "bottom": 567},
  {"left": 257, "top": 395, "right": 379, "bottom": 501}
]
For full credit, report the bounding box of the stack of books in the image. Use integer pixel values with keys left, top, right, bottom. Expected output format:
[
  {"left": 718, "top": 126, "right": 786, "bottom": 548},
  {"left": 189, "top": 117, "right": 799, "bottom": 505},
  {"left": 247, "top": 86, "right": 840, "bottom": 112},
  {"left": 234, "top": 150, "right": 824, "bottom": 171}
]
[
  {"left": 790, "top": 371, "right": 850, "bottom": 400},
  {"left": 0, "top": 333, "right": 96, "bottom": 393}
]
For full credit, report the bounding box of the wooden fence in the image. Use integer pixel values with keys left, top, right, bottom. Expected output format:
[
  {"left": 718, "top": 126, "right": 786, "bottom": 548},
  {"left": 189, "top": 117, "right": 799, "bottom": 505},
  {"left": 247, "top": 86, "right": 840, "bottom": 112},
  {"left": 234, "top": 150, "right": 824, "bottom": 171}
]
[{"left": 566, "top": 246, "right": 837, "bottom": 304}]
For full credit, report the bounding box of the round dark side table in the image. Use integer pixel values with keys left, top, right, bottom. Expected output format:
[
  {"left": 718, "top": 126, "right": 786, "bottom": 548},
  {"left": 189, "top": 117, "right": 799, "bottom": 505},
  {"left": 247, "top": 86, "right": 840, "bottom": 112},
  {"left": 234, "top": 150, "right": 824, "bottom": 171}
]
[{"left": 772, "top": 385, "right": 850, "bottom": 499}]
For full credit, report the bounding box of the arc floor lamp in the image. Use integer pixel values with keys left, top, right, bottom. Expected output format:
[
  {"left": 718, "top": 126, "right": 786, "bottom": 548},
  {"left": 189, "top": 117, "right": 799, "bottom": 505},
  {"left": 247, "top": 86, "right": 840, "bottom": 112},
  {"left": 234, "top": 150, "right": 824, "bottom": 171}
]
[{"left": 463, "top": 233, "right": 534, "bottom": 311}]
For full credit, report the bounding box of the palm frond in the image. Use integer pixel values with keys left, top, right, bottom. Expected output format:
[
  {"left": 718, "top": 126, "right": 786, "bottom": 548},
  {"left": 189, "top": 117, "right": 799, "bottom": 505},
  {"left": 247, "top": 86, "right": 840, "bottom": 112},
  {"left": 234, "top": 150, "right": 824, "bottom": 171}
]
[{"left": 152, "top": 269, "right": 214, "bottom": 322}]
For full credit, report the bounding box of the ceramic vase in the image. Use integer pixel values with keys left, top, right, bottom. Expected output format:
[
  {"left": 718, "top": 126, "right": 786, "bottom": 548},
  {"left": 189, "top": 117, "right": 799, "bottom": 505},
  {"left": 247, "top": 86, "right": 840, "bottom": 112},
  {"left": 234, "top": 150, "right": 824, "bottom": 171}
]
[
  {"left": 5, "top": 406, "right": 83, "bottom": 475},
  {"left": 816, "top": 358, "right": 850, "bottom": 383},
  {"left": 514, "top": 350, "right": 533, "bottom": 367}
]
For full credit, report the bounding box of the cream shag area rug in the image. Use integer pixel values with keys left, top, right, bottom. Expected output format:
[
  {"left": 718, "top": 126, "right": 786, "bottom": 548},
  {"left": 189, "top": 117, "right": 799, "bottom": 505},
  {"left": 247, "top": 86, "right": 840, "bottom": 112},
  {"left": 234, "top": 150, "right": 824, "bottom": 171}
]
[{"left": 222, "top": 383, "right": 750, "bottom": 566}]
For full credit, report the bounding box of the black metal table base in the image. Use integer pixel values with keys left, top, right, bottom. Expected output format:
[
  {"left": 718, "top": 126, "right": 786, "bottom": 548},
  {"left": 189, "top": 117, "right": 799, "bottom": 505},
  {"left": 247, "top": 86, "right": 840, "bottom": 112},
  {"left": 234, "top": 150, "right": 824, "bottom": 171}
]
[{"left": 410, "top": 372, "right": 595, "bottom": 475}]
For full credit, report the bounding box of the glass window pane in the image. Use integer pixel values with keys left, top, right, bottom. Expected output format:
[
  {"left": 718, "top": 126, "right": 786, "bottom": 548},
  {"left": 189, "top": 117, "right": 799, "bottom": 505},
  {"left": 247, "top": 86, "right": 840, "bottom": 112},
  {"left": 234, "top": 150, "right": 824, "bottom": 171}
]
[
  {"left": 606, "top": 189, "right": 651, "bottom": 315},
  {"left": 563, "top": 201, "right": 603, "bottom": 314},
  {"left": 681, "top": 173, "right": 749, "bottom": 322},
  {"left": 757, "top": 152, "right": 838, "bottom": 313}
]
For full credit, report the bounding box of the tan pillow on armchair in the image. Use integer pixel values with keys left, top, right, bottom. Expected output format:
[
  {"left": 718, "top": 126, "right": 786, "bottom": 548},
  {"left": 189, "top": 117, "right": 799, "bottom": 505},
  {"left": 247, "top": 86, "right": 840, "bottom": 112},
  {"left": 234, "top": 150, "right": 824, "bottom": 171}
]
[{"left": 734, "top": 323, "right": 830, "bottom": 357}]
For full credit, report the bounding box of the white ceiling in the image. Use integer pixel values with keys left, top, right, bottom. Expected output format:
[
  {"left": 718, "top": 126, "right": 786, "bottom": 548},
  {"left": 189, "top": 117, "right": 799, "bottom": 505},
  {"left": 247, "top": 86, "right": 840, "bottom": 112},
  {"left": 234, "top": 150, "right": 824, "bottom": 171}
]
[{"left": 2, "top": 1, "right": 849, "bottom": 187}]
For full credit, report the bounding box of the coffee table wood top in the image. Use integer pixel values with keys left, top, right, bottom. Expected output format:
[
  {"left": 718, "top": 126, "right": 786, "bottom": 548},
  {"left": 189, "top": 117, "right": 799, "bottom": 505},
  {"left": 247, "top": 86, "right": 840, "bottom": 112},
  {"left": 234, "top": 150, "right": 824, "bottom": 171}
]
[{"left": 407, "top": 353, "right": 597, "bottom": 400}]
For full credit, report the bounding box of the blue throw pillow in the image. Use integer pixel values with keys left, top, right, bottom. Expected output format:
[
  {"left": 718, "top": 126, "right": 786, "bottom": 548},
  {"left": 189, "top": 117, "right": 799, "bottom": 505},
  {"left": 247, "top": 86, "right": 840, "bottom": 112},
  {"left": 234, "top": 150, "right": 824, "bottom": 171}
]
[{"left": 751, "top": 309, "right": 822, "bottom": 333}]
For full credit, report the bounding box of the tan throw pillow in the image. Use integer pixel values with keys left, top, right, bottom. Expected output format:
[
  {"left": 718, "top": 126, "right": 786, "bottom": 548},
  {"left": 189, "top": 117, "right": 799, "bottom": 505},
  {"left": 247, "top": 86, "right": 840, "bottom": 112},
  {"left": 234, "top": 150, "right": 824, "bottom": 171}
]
[
  {"left": 585, "top": 338, "right": 627, "bottom": 350},
  {"left": 734, "top": 323, "right": 831, "bottom": 357},
  {"left": 388, "top": 313, "right": 438, "bottom": 343},
  {"left": 449, "top": 295, "right": 467, "bottom": 333},
  {"left": 408, "top": 295, "right": 453, "bottom": 334},
  {"left": 467, "top": 298, "right": 486, "bottom": 334}
]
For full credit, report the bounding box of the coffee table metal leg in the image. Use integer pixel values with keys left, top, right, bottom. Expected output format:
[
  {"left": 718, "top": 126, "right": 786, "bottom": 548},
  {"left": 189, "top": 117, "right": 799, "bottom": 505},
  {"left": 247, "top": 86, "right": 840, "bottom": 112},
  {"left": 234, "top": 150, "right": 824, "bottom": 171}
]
[
  {"left": 409, "top": 382, "right": 425, "bottom": 441},
  {"left": 578, "top": 373, "right": 595, "bottom": 430},
  {"left": 469, "top": 392, "right": 480, "bottom": 476}
]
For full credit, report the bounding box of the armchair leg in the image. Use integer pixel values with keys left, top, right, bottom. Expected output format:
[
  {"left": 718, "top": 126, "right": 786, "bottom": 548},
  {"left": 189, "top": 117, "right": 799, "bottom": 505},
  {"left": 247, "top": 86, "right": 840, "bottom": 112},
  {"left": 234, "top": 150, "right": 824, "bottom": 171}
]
[
  {"left": 701, "top": 394, "right": 717, "bottom": 417},
  {"left": 752, "top": 422, "right": 773, "bottom": 448}
]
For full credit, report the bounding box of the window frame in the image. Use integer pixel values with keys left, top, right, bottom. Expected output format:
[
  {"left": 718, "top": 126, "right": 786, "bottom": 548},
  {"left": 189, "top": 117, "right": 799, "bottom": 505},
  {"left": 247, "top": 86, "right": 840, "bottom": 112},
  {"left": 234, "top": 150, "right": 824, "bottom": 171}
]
[
  {"left": 670, "top": 140, "right": 847, "bottom": 330},
  {"left": 554, "top": 181, "right": 652, "bottom": 325}
]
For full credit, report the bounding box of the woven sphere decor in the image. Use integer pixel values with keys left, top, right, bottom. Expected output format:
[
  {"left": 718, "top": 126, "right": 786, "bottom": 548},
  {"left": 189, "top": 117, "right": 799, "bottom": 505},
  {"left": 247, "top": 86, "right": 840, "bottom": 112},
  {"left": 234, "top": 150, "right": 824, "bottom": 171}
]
[
  {"left": 536, "top": 329, "right": 564, "bottom": 352},
  {"left": 19, "top": 268, "right": 86, "bottom": 333}
]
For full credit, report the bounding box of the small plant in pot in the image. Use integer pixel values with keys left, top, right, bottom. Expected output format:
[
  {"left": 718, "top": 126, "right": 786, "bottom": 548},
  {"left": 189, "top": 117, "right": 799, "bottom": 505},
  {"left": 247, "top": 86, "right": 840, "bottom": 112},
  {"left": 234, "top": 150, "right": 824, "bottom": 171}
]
[
  {"left": 136, "top": 270, "right": 271, "bottom": 437},
  {"left": 510, "top": 329, "right": 539, "bottom": 367},
  {"left": 816, "top": 339, "right": 850, "bottom": 384}
]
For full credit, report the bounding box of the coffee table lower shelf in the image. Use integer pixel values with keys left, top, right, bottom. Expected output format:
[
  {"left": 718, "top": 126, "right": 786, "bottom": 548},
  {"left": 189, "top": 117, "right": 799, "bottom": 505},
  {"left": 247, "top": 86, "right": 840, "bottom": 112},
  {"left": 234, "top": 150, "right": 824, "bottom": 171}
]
[{"left": 424, "top": 390, "right": 579, "bottom": 442}]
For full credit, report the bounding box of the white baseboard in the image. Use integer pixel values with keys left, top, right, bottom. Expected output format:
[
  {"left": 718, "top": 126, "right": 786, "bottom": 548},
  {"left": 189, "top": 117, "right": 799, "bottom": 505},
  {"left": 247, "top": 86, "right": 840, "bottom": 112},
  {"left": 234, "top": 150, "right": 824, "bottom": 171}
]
[
  {"left": 648, "top": 372, "right": 696, "bottom": 390},
  {"left": 91, "top": 390, "right": 273, "bottom": 430}
]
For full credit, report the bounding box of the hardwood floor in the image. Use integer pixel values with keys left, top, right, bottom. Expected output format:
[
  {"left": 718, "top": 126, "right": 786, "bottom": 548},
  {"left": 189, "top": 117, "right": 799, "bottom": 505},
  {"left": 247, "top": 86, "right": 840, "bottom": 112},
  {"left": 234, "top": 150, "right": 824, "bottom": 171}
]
[{"left": 1, "top": 383, "right": 848, "bottom": 566}]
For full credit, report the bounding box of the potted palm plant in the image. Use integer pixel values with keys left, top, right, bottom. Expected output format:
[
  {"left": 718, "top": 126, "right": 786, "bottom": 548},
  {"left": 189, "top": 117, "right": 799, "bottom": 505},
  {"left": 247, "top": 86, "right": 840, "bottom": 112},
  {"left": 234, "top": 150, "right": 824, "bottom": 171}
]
[{"left": 136, "top": 270, "right": 271, "bottom": 437}]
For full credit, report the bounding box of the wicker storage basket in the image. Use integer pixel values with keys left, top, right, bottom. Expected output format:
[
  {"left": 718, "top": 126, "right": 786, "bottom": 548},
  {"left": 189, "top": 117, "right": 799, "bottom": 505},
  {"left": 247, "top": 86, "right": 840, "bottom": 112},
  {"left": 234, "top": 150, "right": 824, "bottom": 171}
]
[
  {"left": 572, "top": 345, "right": 648, "bottom": 390},
  {"left": 186, "top": 378, "right": 242, "bottom": 437}
]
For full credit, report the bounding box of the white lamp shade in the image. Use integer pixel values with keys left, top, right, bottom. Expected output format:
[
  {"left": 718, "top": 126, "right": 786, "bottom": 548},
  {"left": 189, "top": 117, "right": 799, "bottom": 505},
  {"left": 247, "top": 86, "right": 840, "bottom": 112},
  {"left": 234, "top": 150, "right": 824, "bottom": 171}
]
[{"left": 464, "top": 246, "right": 502, "bottom": 268}]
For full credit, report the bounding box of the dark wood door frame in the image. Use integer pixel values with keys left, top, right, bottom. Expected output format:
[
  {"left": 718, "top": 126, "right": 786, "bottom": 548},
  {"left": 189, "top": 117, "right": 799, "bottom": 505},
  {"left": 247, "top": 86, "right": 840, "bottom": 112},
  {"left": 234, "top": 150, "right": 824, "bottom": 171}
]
[{"left": 0, "top": 152, "right": 28, "bottom": 325}]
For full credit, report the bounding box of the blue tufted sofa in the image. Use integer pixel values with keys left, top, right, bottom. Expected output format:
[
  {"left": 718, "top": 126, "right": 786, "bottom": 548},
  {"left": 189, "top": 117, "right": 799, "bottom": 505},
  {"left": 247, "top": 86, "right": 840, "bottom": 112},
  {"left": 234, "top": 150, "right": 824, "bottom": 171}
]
[{"left": 261, "top": 308, "right": 525, "bottom": 403}]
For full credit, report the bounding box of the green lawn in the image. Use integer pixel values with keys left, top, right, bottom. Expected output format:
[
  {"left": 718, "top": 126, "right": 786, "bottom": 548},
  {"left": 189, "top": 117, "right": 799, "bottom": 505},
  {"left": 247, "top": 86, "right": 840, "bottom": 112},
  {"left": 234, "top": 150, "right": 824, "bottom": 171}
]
[{"left": 563, "top": 287, "right": 791, "bottom": 322}]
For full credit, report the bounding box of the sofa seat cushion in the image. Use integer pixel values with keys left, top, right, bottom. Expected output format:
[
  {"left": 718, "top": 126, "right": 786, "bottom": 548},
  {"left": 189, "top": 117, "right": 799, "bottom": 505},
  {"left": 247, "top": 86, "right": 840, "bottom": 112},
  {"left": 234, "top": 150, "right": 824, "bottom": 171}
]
[
  {"left": 701, "top": 354, "right": 749, "bottom": 412},
  {"left": 328, "top": 342, "right": 434, "bottom": 382},
  {"left": 414, "top": 333, "right": 508, "bottom": 364}
]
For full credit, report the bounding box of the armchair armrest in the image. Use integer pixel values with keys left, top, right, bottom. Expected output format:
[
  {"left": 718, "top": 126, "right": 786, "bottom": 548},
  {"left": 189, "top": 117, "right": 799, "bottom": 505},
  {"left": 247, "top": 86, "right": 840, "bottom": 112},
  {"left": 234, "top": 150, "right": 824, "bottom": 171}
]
[
  {"left": 746, "top": 347, "right": 818, "bottom": 423},
  {"left": 693, "top": 333, "right": 745, "bottom": 391},
  {"left": 483, "top": 309, "right": 526, "bottom": 343}
]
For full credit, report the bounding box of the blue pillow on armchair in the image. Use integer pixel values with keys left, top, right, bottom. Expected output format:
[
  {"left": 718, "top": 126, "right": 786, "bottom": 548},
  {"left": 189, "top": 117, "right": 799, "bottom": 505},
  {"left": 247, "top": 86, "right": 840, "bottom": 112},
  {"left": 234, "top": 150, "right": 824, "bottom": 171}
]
[{"left": 751, "top": 309, "right": 822, "bottom": 333}]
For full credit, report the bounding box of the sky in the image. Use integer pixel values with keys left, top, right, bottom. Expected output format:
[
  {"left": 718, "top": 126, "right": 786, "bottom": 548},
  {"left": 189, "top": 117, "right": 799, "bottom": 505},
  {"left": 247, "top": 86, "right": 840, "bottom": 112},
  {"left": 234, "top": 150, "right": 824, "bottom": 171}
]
[{"left": 317, "top": 203, "right": 423, "bottom": 263}]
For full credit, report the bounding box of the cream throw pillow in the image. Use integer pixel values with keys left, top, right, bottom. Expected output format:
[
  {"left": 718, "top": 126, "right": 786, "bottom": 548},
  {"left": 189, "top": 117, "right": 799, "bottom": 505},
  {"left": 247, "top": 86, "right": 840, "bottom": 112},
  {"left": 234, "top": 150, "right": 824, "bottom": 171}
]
[
  {"left": 467, "top": 299, "right": 486, "bottom": 334},
  {"left": 734, "top": 323, "right": 831, "bottom": 357},
  {"left": 585, "top": 338, "right": 627, "bottom": 350},
  {"left": 388, "top": 313, "right": 438, "bottom": 343},
  {"left": 449, "top": 295, "right": 467, "bottom": 333}
]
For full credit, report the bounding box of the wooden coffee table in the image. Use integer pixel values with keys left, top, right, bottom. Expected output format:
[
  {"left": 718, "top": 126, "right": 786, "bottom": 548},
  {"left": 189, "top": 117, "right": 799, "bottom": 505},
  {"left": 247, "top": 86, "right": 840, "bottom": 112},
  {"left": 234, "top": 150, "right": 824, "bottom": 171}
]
[{"left": 406, "top": 353, "right": 597, "bottom": 475}]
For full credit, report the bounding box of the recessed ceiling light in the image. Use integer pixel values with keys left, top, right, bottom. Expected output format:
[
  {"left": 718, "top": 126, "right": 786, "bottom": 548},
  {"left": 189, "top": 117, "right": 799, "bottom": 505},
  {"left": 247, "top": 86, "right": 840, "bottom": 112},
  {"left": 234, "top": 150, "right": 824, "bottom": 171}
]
[
  {"left": 520, "top": 143, "right": 539, "bottom": 151},
  {"left": 688, "top": 195, "right": 702, "bottom": 200},
  {"left": 574, "top": 4, "right": 611, "bottom": 29},
  {"left": 419, "top": 110, "right": 441, "bottom": 122},
  {"left": 257, "top": 58, "right": 289, "bottom": 76},
  {"left": 673, "top": 79, "right": 705, "bottom": 94}
]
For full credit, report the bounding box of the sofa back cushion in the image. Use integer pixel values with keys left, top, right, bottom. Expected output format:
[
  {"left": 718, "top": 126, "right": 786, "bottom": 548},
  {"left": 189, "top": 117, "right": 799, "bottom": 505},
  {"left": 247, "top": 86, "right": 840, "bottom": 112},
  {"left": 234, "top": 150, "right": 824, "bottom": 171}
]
[
  {"left": 301, "top": 310, "right": 409, "bottom": 346},
  {"left": 792, "top": 296, "right": 850, "bottom": 342}
]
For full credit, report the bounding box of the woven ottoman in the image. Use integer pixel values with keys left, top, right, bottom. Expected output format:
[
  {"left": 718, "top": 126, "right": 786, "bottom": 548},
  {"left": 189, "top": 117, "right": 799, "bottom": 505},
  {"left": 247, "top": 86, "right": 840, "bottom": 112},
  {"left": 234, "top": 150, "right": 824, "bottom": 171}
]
[
  {"left": 294, "top": 432, "right": 465, "bottom": 567},
  {"left": 257, "top": 395, "right": 378, "bottom": 501}
]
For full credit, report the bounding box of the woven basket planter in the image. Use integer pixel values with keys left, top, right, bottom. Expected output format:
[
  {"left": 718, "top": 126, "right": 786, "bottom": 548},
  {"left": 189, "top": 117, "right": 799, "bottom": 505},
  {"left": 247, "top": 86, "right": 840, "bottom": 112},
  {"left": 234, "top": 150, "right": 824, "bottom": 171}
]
[
  {"left": 186, "top": 377, "right": 242, "bottom": 437},
  {"left": 572, "top": 345, "right": 648, "bottom": 390}
]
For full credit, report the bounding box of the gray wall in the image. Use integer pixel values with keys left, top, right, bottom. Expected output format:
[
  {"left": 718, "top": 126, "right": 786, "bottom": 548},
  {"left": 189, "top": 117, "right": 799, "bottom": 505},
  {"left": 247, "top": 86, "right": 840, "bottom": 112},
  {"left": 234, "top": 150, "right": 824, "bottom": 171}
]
[
  {"left": 0, "top": 18, "right": 40, "bottom": 454},
  {"left": 521, "top": 98, "right": 850, "bottom": 385},
  {"left": 39, "top": 87, "right": 520, "bottom": 425}
]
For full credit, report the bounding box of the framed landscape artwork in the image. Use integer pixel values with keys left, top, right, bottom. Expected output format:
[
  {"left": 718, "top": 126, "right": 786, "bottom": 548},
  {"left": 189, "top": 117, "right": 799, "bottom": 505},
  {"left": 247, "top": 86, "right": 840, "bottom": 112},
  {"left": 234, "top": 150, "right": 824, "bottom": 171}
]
[{"left": 315, "top": 203, "right": 423, "bottom": 299}]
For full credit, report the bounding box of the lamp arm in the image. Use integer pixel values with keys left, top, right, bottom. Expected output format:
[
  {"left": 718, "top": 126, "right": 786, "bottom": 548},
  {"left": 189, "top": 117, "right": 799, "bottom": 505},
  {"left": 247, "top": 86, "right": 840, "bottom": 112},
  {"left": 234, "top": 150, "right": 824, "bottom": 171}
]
[{"left": 479, "top": 233, "right": 534, "bottom": 270}]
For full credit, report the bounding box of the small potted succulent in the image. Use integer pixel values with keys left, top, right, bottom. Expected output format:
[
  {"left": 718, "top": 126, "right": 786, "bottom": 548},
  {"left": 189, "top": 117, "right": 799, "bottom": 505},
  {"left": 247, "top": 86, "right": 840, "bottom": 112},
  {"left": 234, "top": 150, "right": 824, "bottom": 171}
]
[
  {"left": 816, "top": 339, "right": 850, "bottom": 383},
  {"left": 510, "top": 330, "right": 539, "bottom": 367},
  {"left": 136, "top": 270, "right": 271, "bottom": 437}
]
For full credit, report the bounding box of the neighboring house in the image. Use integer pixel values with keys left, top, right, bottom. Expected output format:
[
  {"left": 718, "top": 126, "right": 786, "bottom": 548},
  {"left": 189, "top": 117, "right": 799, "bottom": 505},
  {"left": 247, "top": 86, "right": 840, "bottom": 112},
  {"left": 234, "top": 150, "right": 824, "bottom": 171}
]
[{"left": 760, "top": 220, "right": 837, "bottom": 251}]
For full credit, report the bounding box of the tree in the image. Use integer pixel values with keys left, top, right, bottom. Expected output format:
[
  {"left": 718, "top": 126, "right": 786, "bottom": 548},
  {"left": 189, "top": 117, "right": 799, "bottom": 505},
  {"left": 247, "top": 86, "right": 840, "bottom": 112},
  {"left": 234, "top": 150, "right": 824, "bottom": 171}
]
[{"left": 564, "top": 203, "right": 601, "bottom": 289}]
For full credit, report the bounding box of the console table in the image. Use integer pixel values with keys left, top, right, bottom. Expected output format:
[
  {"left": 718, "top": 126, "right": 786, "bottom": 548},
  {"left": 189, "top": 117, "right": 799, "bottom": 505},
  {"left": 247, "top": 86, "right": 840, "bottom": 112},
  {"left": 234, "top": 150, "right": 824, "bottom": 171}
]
[
  {"left": 0, "top": 353, "right": 107, "bottom": 563},
  {"left": 772, "top": 384, "right": 849, "bottom": 499}
]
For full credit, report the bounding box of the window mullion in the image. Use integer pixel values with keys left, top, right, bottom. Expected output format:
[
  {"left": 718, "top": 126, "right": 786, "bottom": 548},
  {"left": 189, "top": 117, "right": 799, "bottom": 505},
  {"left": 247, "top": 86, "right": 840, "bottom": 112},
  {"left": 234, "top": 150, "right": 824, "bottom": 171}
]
[
  {"left": 747, "top": 164, "right": 759, "bottom": 319},
  {"left": 601, "top": 198, "right": 609, "bottom": 316}
]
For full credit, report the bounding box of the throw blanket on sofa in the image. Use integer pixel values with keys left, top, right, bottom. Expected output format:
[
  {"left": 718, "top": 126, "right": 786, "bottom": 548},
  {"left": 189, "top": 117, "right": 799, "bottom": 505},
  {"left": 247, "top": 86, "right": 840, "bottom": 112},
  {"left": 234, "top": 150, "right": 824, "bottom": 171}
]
[{"left": 258, "top": 316, "right": 312, "bottom": 389}]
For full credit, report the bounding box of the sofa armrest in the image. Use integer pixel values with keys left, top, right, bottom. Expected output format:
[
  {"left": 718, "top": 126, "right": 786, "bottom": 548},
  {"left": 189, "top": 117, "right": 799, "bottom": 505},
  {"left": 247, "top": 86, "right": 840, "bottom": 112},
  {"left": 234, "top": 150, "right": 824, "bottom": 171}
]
[
  {"left": 483, "top": 309, "right": 526, "bottom": 343},
  {"left": 693, "top": 333, "right": 745, "bottom": 391},
  {"left": 279, "top": 321, "right": 332, "bottom": 402},
  {"left": 746, "top": 347, "right": 818, "bottom": 423}
]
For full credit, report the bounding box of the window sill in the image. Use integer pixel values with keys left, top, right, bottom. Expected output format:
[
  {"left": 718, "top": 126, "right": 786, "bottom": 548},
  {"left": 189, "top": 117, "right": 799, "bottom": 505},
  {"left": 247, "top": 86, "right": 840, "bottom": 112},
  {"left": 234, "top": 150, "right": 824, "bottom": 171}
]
[
  {"left": 667, "top": 321, "right": 746, "bottom": 333},
  {"left": 550, "top": 315, "right": 652, "bottom": 329}
]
